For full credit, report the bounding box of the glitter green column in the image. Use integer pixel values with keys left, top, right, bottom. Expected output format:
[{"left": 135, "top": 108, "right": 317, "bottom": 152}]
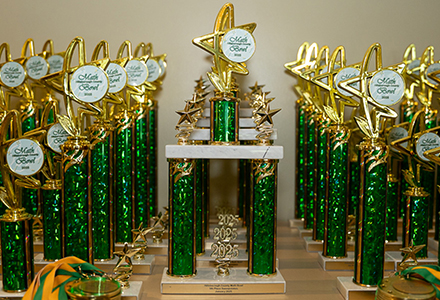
[
  {"left": 203, "top": 159, "right": 210, "bottom": 238},
  {"left": 148, "top": 102, "right": 158, "bottom": 216},
  {"left": 249, "top": 159, "right": 277, "bottom": 276},
  {"left": 0, "top": 211, "right": 34, "bottom": 292},
  {"left": 21, "top": 116, "right": 38, "bottom": 216},
  {"left": 295, "top": 100, "right": 306, "bottom": 219},
  {"left": 349, "top": 157, "right": 360, "bottom": 216},
  {"left": 354, "top": 139, "right": 387, "bottom": 287},
  {"left": 402, "top": 187, "right": 429, "bottom": 259},
  {"left": 89, "top": 122, "right": 114, "bottom": 261},
  {"left": 304, "top": 112, "right": 315, "bottom": 230},
  {"left": 61, "top": 137, "right": 93, "bottom": 263},
  {"left": 423, "top": 116, "right": 436, "bottom": 230},
  {"left": 41, "top": 181, "right": 62, "bottom": 261},
  {"left": 168, "top": 158, "right": 196, "bottom": 277},
  {"left": 313, "top": 119, "right": 328, "bottom": 242},
  {"left": 195, "top": 159, "right": 204, "bottom": 254},
  {"left": 386, "top": 175, "right": 399, "bottom": 242},
  {"left": 135, "top": 108, "right": 150, "bottom": 227},
  {"left": 115, "top": 114, "right": 134, "bottom": 243},
  {"left": 210, "top": 92, "right": 239, "bottom": 145},
  {"left": 323, "top": 125, "right": 349, "bottom": 258}
]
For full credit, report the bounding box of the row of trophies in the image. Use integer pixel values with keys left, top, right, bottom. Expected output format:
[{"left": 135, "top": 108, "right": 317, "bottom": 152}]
[
  {"left": 0, "top": 37, "right": 166, "bottom": 292},
  {"left": 286, "top": 42, "right": 440, "bottom": 287}
]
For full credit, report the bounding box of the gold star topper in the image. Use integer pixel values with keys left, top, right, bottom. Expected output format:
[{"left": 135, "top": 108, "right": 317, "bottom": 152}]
[
  {"left": 311, "top": 46, "right": 360, "bottom": 124},
  {"left": 256, "top": 103, "right": 281, "bottom": 127},
  {"left": 416, "top": 46, "right": 440, "bottom": 108},
  {"left": 398, "top": 240, "right": 425, "bottom": 270},
  {"left": 113, "top": 243, "right": 141, "bottom": 272},
  {"left": 176, "top": 101, "right": 201, "bottom": 126},
  {"left": 41, "top": 36, "right": 110, "bottom": 137},
  {"left": 193, "top": 3, "right": 256, "bottom": 93},
  {"left": 338, "top": 43, "right": 405, "bottom": 139}
]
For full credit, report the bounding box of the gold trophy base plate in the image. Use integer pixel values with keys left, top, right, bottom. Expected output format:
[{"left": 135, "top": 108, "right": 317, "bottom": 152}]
[
  {"left": 196, "top": 252, "right": 279, "bottom": 269},
  {"left": 387, "top": 251, "right": 437, "bottom": 270},
  {"left": 161, "top": 267, "right": 286, "bottom": 294},
  {"left": 337, "top": 276, "right": 376, "bottom": 300},
  {"left": 0, "top": 281, "right": 142, "bottom": 299},
  {"left": 318, "top": 252, "right": 395, "bottom": 271},
  {"left": 33, "top": 253, "right": 155, "bottom": 275}
]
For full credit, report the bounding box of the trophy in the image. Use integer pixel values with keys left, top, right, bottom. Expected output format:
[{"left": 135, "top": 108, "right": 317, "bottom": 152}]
[{"left": 338, "top": 43, "right": 405, "bottom": 286}]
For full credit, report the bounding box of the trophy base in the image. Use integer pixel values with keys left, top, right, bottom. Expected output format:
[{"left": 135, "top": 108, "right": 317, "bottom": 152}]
[
  {"left": 196, "top": 252, "right": 279, "bottom": 269},
  {"left": 318, "top": 252, "right": 395, "bottom": 271},
  {"left": 289, "top": 219, "right": 304, "bottom": 228},
  {"left": 33, "top": 253, "right": 155, "bottom": 275},
  {"left": 387, "top": 251, "right": 437, "bottom": 270},
  {"left": 115, "top": 239, "right": 167, "bottom": 256},
  {"left": 337, "top": 276, "right": 376, "bottom": 300},
  {"left": 160, "top": 267, "right": 286, "bottom": 294},
  {"left": 303, "top": 236, "right": 323, "bottom": 252},
  {"left": 303, "top": 236, "right": 403, "bottom": 253},
  {"left": 0, "top": 281, "right": 143, "bottom": 299},
  {"left": 428, "top": 237, "right": 438, "bottom": 251},
  {"left": 297, "top": 226, "right": 313, "bottom": 238}
]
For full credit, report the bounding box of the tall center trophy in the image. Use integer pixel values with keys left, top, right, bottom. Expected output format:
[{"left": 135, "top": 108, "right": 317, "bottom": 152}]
[
  {"left": 338, "top": 43, "right": 406, "bottom": 286},
  {"left": 162, "top": 3, "right": 285, "bottom": 294}
]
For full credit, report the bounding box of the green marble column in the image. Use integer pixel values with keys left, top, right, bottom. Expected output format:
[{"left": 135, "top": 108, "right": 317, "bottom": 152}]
[
  {"left": 354, "top": 139, "right": 388, "bottom": 287},
  {"left": 295, "top": 100, "right": 306, "bottom": 219},
  {"left": 323, "top": 125, "right": 349, "bottom": 258},
  {"left": 248, "top": 159, "right": 277, "bottom": 276},
  {"left": 314, "top": 120, "right": 328, "bottom": 242},
  {"left": 386, "top": 175, "right": 399, "bottom": 242},
  {"left": 148, "top": 104, "right": 158, "bottom": 216},
  {"left": 304, "top": 111, "right": 315, "bottom": 230},
  {"left": 402, "top": 187, "right": 429, "bottom": 259},
  {"left": 41, "top": 181, "right": 62, "bottom": 261},
  {"left": 135, "top": 109, "right": 150, "bottom": 227},
  {"left": 168, "top": 158, "right": 196, "bottom": 277},
  {"left": 61, "top": 137, "right": 92, "bottom": 263},
  {"left": 349, "top": 158, "right": 360, "bottom": 216},
  {"left": 210, "top": 92, "right": 239, "bottom": 145},
  {"left": 0, "top": 212, "right": 34, "bottom": 292},
  {"left": 195, "top": 159, "right": 204, "bottom": 255},
  {"left": 90, "top": 123, "right": 113, "bottom": 261}
]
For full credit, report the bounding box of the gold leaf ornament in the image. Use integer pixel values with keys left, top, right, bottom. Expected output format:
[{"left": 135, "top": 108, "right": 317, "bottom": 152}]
[
  {"left": 323, "top": 105, "right": 340, "bottom": 123},
  {"left": 56, "top": 114, "right": 77, "bottom": 137},
  {"left": 354, "top": 116, "right": 372, "bottom": 138}
]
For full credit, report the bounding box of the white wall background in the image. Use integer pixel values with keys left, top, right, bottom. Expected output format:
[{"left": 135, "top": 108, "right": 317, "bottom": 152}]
[{"left": 1, "top": 0, "right": 440, "bottom": 220}]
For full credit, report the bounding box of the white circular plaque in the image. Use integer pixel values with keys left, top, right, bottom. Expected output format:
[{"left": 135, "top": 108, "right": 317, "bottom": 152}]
[
  {"left": 221, "top": 28, "right": 256, "bottom": 63},
  {"left": 106, "top": 63, "right": 127, "bottom": 93},
  {"left": 426, "top": 63, "right": 440, "bottom": 85},
  {"left": 0, "top": 61, "right": 26, "bottom": 87},
  {"left": 70, "top": 65, "right": 109, "bottom": 103},
  {"left": 158, "top": 59, "right": 166, "bottom": 77},
  {"left": 47, "top": 123, "right": 70, "bottom": 154},
  {"left": 416, "top": 132, "right": 440, "bottom": 161},
  {"left": 126, "top": 60, "right": 149, "bottom": 86},
  {"left": 25, "top": 56, "right": 48, "bottom": 80},
  {"left": 368, "top": 70, "right": 405, "bottom": 106},
  {"left": 388, "top": 127, "right": 408, "bottom": 152},
  {"left": 146, "top": 60, "right": 161, "bottom": 82},
  {"left": 335, "top": 67, "right": 360, "bottom": 96},
  {"left": 407, "top": 59, "right": 420, "bottom": 76},
  {"left": 6, "top": 138, "right": 44, "bottom": 176},
  {"left": 47, "top": 55, "right": 64, "bottom": 73}
]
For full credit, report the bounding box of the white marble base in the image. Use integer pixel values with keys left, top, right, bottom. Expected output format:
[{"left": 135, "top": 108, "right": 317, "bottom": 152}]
[
  {"left": 289, "top": 219, "right": 303, "bottom": 228},
  {"left": 166, "top": 145, "right": 283, "bottom": 159},
  {"left": 160, "top": 267, "right": 286, "bottom": 294},
  {"left": 346, "top": 239, "right": 402, "bottom": 252},
  {"left": 318, "top": 252, "right": 395, "bottom": 271},
  {"left": 203, "top": 108, "right": 254, "bottom": 118},
  {"left": 115, "top": 240, "right": 167, "bottom": 256},
  {"left": 0, "top": 282, "right": 26, "bottom": 297},
  {"left": 303, "top": 236, "right": 323, "bottom": 252},
  {"left": 33, "top": 253, "right": 155, "bottom": 275},
  {"left": 184, "top": 128, "right": 278, "bottom": 141},
  {"left": 337, "top": 276, "right": 376, "bottom": 300},
  {"left": 428, "top": 237, "right": 438, "bottom": 252},
  {"left": 121, "top": 281, "right": 143, "bottom": 299},
  {"left": 297, "top": 226, "right": 312, "bottom": 238},
  {"left": 197, "top": 117, "right": 256, "bottom": 128},
  {"left": 387, "top": 251, "right": 437, "bottom": 269}
]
